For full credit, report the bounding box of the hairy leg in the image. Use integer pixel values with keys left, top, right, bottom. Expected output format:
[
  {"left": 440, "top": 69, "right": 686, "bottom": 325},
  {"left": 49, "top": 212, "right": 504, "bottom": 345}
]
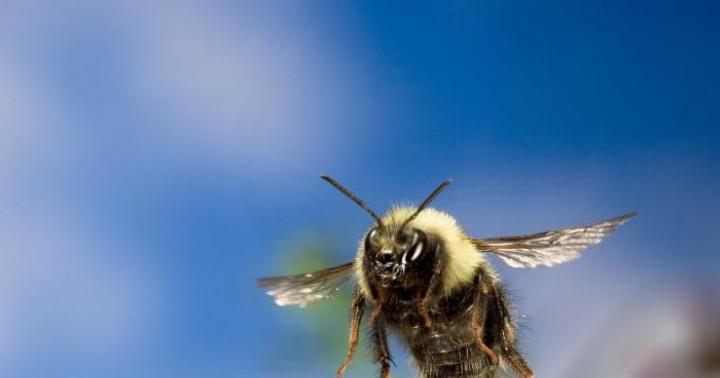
[
  {"left": 492, "top": 284, "right": 534, "bottom": 378},
  {"left": 472, "top": 274, "right": 499, "bottom": 365},
  {"left": 371, "top": 322, "right": 393, "bottom": 378},
  {"left": 418, "top": 244, "right": 445, "bottom": 327},
  {"left": 336, "top": 288, "right": 366, "bottom": 378}
]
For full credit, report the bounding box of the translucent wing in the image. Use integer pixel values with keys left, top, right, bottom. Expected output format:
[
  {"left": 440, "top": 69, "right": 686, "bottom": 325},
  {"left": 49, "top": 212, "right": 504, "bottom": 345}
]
[
  {"left": 257, "top": 262, "right": 355, "bottom": 307},
  {"left": 473, "top": 212, "right": 635, "bottom": 268}
]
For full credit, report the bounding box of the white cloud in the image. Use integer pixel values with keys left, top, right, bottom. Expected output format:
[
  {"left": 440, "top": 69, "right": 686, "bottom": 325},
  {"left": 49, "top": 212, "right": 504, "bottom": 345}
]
[
  {"left": 0, "top": 21, "right": 160, "bottom": 372},
  {"left": 122, "top": 1, "right": 371, "bottom": 176},
  {"left": 2, "top": 1, "right": 375, "bottom": 181},
  {"left": 0, "top": 0, "right": 379, "bottom": 372}
]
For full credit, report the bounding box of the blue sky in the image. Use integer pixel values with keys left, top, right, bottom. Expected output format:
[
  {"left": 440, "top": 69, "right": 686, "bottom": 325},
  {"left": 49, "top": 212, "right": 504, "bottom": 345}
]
[{"left": 1, "top": 0, "right": 718, "bottom": 377}]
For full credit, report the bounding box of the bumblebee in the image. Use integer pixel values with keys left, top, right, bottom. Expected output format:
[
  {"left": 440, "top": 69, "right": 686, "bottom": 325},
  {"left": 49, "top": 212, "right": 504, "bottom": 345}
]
[{"left": 258, "top": 176, "right": 635, "bottom": 378}]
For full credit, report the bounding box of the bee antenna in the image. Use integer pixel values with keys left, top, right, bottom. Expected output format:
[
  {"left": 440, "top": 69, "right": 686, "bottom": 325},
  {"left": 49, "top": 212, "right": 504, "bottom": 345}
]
[
  {"left": 399, "top": 179, "right": 452, "bottom": 232},
  {"left": 320, "top": 175, "right": 386, "bottom": 231}
]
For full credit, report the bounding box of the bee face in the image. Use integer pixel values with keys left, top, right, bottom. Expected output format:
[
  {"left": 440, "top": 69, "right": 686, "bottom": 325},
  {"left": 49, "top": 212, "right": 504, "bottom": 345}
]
[{"left": 364, "top": 227, "right": 431, "bottom": 287}]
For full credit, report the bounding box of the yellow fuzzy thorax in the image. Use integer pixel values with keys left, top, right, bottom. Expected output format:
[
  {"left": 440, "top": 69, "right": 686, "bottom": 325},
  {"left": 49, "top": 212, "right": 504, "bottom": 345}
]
[{"left": 356, "top": 206, "right": 489, "bottom": 301}]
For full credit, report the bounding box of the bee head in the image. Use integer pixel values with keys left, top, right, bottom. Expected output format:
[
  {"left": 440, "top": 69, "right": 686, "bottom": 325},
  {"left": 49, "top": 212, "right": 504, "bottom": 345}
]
[
  {"left": 319, "top": 175, "right": 450, "bottom": 290},
  {"left": 364, "top": 226, "right": 434, "bottom": 287}
]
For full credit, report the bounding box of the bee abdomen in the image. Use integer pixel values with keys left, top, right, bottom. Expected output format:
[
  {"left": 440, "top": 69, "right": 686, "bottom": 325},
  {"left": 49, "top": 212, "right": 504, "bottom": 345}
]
[{"left": 410, "top": 328, "right": 498, "bottom": 378}]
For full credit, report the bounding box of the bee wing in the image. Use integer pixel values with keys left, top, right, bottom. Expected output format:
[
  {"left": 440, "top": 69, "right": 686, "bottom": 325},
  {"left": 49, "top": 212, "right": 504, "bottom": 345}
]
[
  {"left": 257, "top": 262, "right": 356, "bottom": 307},
  {"left": 472, "top": 212, "right": 635, "bottom": 268}
]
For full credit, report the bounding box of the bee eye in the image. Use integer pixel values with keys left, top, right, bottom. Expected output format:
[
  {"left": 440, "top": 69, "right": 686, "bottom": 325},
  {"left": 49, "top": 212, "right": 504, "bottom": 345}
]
[
  {"left": 365, "top": 228, "right": 382, "bottom": 250},
  {"left": 402, "top": 239, "right": 424, "bottom": 264},
  {"left": 398, "top": 228, "right": 418, "bottom": 246},
  {"left": 408, "top": 240, "right": 424, "bottom": 262},
  {"left": 401, "top": 229, "right": 425, "bottom": 264}
]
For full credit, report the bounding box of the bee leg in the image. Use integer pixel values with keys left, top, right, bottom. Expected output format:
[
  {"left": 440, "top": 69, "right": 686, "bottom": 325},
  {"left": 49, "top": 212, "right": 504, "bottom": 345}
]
[
  {"left": 336, "top": 288, "right": 366, "bottom": 378},
  {"left": 502, "top": 346, "right": 534, "bottom": 378},
  {"left": 472, "top": 276, "right": 499, "bottom": 365},
  {"left": 368, "top": 289, "right": 386, "bottom": 326},
  {"left": 371, "top": 321, "right": 393, "bottom": 378},
  {"left": 418, "top": 244, "right": 446, "bottom": 328},
  {"left": 492, "top": 285, "right": 534, "bottom": 378}
]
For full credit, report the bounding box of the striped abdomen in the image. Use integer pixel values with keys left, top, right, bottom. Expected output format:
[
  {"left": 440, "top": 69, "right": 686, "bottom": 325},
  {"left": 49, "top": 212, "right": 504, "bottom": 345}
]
[
  {"left": 410, "top": 322, "right": 498, "bottom": 378},
  {"left": 383, "top": 286, "right": 501, "bottom": 378}
]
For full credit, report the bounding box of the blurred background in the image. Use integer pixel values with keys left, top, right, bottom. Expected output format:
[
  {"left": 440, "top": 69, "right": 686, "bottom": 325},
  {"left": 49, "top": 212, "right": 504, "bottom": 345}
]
[{"left": 1, "top": 0, "right": 718, "bottom": 377}]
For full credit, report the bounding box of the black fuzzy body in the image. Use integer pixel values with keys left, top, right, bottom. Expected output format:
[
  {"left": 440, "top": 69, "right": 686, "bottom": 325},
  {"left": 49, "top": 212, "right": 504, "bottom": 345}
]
[
  {"left": 361, "top": 227, "right": 531, "bottom": 378},
  {"left": 378, "top": 272, "right": 510, "bottom": 378}
]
